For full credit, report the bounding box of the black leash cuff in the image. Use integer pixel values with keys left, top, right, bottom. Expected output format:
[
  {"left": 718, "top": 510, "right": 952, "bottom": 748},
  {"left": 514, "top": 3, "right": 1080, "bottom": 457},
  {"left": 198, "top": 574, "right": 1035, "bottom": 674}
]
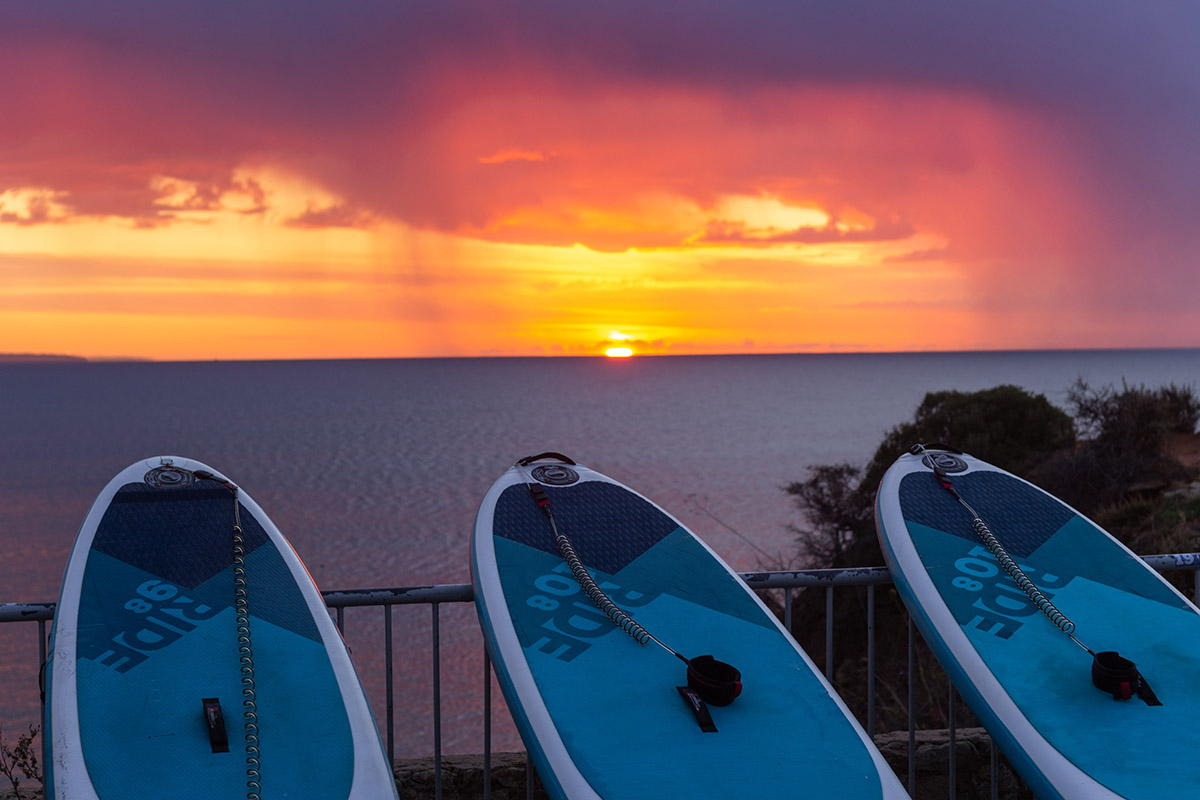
[
  {"left": 686, "top": 655, "right": 742, "bottom": 706},
  {"left": 1092, "top": 651, "right": 1162, "bottom": 706}
]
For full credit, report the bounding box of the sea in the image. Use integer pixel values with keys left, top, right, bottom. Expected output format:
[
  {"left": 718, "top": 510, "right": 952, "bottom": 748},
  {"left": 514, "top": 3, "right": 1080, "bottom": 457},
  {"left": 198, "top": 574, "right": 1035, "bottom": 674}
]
[{"left": 2, "top": 349, "right": 1198, "bottom": 757}]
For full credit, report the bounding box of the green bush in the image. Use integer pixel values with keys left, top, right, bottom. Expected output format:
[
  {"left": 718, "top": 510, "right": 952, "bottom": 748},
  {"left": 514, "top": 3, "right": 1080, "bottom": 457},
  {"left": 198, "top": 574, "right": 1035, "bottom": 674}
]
[
  {"left": 784, "top": 464, "right": 870, "bottom": 569},
  {"left": 1158, "top": 383, "right": 1200, "bottom": 434},
  {"left": 1070, "top": 379, "right": 1200, "bottom": 441},
  {"left": 862, "top": 385, "right": 1075, "bottom": 491},
  {"left": 784, "top": 385, "right": 1074, "bottom": 569},
  {"left": 1038, "top": 379, "right": 1199, "bottom": 512},
  {"left": 0, "top": 724, "right": 40, "bottom": 799}
]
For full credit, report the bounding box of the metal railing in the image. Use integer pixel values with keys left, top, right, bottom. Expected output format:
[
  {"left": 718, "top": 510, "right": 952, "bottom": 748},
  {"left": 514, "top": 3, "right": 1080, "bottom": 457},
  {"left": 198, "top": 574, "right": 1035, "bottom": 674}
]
[{"left": 4, "top": 554, "right": 1199, "bottom": 800}]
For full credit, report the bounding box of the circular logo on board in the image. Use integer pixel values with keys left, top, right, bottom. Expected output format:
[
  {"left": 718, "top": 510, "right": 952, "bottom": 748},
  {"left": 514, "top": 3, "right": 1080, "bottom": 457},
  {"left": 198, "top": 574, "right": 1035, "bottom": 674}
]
[
  {"left": 922, "top": 453, "right": 968, "bottom": 474},
  {"left": 531, "top": 464, "right": 580, "bottom": 486},
  {"left": 144, "top": 466, "right": 195, "bottom": 488}
]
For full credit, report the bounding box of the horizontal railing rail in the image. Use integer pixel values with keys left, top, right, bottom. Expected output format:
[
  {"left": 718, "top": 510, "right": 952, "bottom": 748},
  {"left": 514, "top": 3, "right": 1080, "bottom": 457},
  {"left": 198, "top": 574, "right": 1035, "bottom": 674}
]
[{"left": 4, "top": 554, "right": 1199, "bottom": 800}]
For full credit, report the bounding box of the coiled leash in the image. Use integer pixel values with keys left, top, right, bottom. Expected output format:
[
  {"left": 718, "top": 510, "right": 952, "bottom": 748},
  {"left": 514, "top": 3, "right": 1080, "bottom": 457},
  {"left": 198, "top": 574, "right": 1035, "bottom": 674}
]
[
  {"left": 195, "top": 470, "right": 263, "bottom": 799},
  {"left": 516, "top": 453, "right": 742, "bottom": 731},
  {"left": 911, "top": 444, "right": 1161, "bottom": 706}
]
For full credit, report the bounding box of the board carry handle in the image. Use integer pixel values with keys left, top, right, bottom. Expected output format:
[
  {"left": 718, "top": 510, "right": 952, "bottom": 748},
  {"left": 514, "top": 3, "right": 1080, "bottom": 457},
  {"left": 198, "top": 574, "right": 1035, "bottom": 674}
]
[
  {"left": 909, "top": 442, "right": 963, "bottom": 455},
  {"left": 516, "top": 452, "right": 577, "bottom": 467}
]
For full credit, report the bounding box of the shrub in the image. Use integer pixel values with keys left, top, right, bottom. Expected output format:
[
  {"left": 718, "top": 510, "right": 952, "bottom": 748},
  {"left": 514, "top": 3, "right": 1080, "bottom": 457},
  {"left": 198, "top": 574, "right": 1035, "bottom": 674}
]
[
  {"left": 861, "top": 385, "right": 1075, "bottom": 492},
  {"left": 784, "top": 385, "right": 1075, "bottom": 569},
  {"left": 0, "top": 724, "right": 41, "bottom": 799},
  {"left": 1039, "top": 379, "right": 1199, "bottom": 512},
  {"left": 1158, "top": 383, "right": 1200, "bottom": 434},
  {"left": 1070, "top": 379, "right": 1200, "bottom": 441},
  {"left": 784, "top": 464, "right": 871, "bottom": 569}
]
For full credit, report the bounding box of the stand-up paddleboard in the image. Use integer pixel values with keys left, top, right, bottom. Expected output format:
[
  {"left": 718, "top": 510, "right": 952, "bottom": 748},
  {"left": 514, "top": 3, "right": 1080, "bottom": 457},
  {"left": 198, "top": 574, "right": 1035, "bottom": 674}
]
[
  {"left": 876, "top": 445, "right": 1200, "bottom": 800},
  {"left": 44, "top": 456, "right": 398, "bottom": 800},
  {"left": 472, "top": 453, "right": 908, "bottom": 800}
]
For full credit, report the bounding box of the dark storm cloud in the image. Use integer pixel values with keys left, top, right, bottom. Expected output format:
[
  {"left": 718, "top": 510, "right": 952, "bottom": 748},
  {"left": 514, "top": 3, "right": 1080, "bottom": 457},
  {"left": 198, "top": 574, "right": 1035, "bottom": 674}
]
[
  {"left": 3, "top": 0, "right": 1199, "bottom": 245},
  {"left": 10, "top": 1, "right": 1196, "bottom": 111}
]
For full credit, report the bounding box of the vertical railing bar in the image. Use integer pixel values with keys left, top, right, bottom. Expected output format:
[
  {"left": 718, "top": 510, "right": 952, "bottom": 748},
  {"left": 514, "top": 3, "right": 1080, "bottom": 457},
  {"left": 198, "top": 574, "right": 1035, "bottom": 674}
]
[
  {"left": 38, "top": 618, "right": 48, "bottom": 779},
  {"left": 990, "top": 737, "right": 998, "bottom": 800},
  {"left": 824, "top": 586, "right": 834, "bottom": 681},
  {"left": 336, "top": 606, "right": 344, "bottom": 634},
  {"left": 948, "top": 682, "right": 956, "bottom": 800},
  {"left": 432, "top": 603, "right": 442, "bottom": 800},
  {"left": 907, "top": 614, "right": 916, "bottom": 795},
  {"left": 384, "top": 603, "right": 394, "bottom": 765},
  {"left": 784, "top": 587, "right": 793, "bottom": 633},
  {"left": 1193, "top": 565, "right": 1199, "bottom": 606},
  {"left": 38, "top": 619, "right": 47, "bottom": 667},
  {"left": 867, "top": 584, "right": 876, "bottom": 739},
  {"left": 483, "top": 647, "right": 492, "bottom": 800},
  {"left": 526, "top": 758, "right": 534, "bottom": 800}
]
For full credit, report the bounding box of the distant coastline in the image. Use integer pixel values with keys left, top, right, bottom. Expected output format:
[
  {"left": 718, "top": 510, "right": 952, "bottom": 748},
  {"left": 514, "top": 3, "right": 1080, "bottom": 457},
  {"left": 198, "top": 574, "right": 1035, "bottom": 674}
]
[
  {"left": 0, "top": 354, "right": 154, "bottom": 363},
  {"left": 0, "top": 353, "right": 88, "bottom": 363}
]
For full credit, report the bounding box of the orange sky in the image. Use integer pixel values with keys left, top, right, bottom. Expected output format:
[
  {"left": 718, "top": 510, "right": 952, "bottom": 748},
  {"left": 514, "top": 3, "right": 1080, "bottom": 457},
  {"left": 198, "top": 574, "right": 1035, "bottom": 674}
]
[{"left": 3, "top": 4, "right": 1200, "bottom": 360}]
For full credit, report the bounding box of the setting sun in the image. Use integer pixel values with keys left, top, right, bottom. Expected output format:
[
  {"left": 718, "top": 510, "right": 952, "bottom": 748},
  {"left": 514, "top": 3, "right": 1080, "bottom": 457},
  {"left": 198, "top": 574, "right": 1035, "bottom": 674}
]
[{"left": 605, "top": 347, "right": 634, "bottom": 358}]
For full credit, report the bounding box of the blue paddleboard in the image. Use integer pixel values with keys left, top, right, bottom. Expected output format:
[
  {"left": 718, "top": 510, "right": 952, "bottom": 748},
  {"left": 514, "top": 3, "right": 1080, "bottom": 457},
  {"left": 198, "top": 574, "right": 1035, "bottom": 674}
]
[
  {"left": 44, "top": 456, "right": 398, "bottom": 800},
  {"left": 875, "top": 446, "right": 1200, "bottom": 800},
  {"left": 472, "top": 455, "right": 908, "bottom": 800}
]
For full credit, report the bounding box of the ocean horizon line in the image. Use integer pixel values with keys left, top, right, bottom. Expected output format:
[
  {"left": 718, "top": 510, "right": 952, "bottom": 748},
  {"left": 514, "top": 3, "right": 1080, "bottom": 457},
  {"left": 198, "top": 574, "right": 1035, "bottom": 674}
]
[{"left": 4, "top": 345, "right": 1200, "bottom": 366}]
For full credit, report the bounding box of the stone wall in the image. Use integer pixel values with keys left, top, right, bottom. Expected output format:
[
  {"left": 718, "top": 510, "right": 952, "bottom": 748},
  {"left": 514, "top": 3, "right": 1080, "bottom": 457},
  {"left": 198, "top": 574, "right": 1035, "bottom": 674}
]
[
  {"left": 391, "top": 727, "right": 1035, "bottom": 800},
  {"left": 873, "top": 728, "right": 1034, "bottom": 800}
]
